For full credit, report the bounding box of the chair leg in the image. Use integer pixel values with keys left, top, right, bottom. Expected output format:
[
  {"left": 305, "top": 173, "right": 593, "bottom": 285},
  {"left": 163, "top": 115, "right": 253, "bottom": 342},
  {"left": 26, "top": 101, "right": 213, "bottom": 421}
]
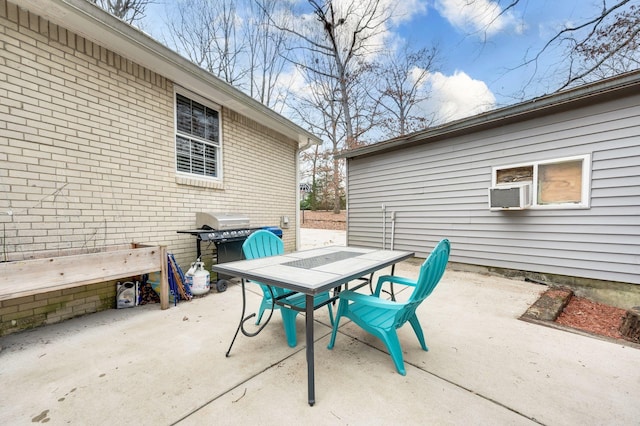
[
  {"left": 280, "top": 308, "right": 299, "bottom": 348},
  {"left": 328, "top": 300, "right": 349, "bottom": 349},
  {"left": 255, "top": 300, "right": 267, "bottom": 325},
  {"left": 408, "top": 315, "right": 428, "bottom": 351},
  {"left": 327, "top": 315, "right": 341, "bottom": 349},
  {"left": 327, "top": 302, "right": 335, "bottom": 326},
  {"left": 380, "top": 330, "right": 406, "bottom": 375}
]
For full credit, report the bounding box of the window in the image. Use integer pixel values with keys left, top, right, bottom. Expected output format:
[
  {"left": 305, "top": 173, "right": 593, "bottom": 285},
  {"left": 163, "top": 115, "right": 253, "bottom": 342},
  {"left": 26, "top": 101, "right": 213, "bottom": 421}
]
[
  {"left": 175, "top": 92, "right": 221, "bottom": 179},
  {"left": 492, "top": 154, "right": 591, "bottom": 209}
]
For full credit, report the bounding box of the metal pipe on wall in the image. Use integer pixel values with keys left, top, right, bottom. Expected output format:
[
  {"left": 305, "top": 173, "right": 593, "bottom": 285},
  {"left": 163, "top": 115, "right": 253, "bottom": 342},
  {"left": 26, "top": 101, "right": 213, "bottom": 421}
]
[
  {"left": 390, "top": 211, "right": 396, "bottom": 250},
  {"left": 381, "top": 204, "right": 386, "bottom": 250}
]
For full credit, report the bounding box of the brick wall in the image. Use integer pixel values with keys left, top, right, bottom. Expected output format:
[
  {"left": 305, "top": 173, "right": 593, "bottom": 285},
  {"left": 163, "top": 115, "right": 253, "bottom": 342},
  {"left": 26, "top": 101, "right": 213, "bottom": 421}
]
[
  {"left": 0, "top": 281, "right": 115, "bottom": 336},
  {"left": 0, "top": 0, "right": 299, "bottom": 335}
]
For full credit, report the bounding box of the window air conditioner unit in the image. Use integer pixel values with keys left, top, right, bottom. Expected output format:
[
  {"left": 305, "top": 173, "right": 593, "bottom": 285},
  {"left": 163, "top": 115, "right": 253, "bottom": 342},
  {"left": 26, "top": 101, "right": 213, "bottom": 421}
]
[{"left": 488, "top": 184, "right": 532, "bottom": 210}]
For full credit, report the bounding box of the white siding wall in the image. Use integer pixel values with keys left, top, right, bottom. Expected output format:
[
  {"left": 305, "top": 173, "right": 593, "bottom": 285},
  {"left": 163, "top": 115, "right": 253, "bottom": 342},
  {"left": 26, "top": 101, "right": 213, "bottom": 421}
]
[
  {"left": 347, "top": 94, "right": 640, "bottom": 285},
  {"left": 0, "top": 2, "right": 298, "bottom": 269}
]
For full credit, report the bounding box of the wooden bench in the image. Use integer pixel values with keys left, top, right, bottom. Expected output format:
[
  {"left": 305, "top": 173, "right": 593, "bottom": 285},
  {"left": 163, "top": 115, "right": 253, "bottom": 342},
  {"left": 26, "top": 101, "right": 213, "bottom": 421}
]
[{"left": 0, "top": 243, "right": 169, "bottom": 309}]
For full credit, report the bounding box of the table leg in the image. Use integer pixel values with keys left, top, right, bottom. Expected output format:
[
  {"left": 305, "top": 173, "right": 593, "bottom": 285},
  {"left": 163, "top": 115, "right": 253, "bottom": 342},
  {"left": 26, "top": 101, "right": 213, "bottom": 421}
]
[
  {"left": 226, "top": 278, "right": 247, "bottom": 357},
  {"left": 306, "top": 294, "right": 315, "bottom": 406},
  {"left": 226, "top": 280, "right": 276, "bottom": 357},
  {"left": 390, "top": 264, "right": 396, "bottom": 301}
]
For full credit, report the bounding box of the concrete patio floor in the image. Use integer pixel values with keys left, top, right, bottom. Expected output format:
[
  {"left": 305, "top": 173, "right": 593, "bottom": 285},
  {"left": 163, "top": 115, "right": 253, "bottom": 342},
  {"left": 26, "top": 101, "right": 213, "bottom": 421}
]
[{"left": 1, "top": 229, "right": 639, "bottom": 425}]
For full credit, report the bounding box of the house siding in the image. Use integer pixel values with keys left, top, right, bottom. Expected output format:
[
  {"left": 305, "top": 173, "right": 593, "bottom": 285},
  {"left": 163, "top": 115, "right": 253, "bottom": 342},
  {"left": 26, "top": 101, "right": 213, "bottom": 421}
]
[
  {"left": 346, "top": 91, "right": 640, "bottom": 288},
  {"left": 0, "top": 1, "right": 298, "bottom": 333}
]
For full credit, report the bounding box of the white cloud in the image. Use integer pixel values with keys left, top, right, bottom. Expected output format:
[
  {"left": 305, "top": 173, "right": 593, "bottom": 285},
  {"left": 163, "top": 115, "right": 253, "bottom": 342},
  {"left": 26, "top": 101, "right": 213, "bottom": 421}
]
[
  {"left": 421, "top": 70, "right": 496, "bottom": 123},
  {"left": 389, "top": 0, "right": 429, "bottom": 25},
  {"left": 435, "top": 0, "right": 523, "bottom": 38}
]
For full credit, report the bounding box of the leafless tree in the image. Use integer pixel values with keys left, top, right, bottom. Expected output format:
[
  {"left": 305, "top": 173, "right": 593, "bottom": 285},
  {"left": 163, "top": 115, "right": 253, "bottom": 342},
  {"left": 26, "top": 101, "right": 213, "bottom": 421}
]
[
  {"left": 88, "top": 0, "right": 152, "bottom": 24},
  {"left": 165, "top": 0, "right": 247, "bottom": 87},
  {"left": 261, "top": 0, "right": 397, "bottom": 212},
  {"left": 293, "top": 57, "right": 347, "bottom": 213},
  {"left": 300, "top": 145, "right": 335, "bottom": 210},
  {"left": 570, "top": 3, "right": 639, "bottom": 83},
  {"left": 272, "top": 0, "right": 395, "bottom": 150},
  {"left": 244, "top": 0, "right": 292, "bottom": 110},
  {"left": 473, "top": 0, "right": 639, "bottom": 92},
  {"left": 374, "top": 43, "right": 439, "bottom": 137},
  {"left": 163, "top": 0, "right": 295, "bottom": 109}
]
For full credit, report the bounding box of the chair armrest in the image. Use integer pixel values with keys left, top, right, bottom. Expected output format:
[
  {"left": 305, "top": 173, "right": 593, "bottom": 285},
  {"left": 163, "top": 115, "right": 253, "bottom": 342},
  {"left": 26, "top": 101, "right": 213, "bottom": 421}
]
[
  {"left": 339, "top": 290, "right": 404, "bottom": 310},
  {"left": 374, "top": 275, "right": 418, "bottom": 296}
]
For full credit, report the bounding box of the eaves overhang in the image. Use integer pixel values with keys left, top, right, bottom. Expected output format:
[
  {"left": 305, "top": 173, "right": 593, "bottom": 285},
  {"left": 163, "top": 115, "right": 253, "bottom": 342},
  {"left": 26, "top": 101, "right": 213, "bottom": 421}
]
[
  {"left": 16, "top": 0, "right": 321, "bottom": 150},
  {"left": 339, "top": 69, "right": 640, "bottom": 159}
]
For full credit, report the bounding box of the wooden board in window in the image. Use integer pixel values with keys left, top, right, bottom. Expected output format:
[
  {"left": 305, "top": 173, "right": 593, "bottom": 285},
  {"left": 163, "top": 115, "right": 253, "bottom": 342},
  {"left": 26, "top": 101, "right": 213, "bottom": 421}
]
[{"left": 538, "top": 161, "right": 582, "bottom": 204}]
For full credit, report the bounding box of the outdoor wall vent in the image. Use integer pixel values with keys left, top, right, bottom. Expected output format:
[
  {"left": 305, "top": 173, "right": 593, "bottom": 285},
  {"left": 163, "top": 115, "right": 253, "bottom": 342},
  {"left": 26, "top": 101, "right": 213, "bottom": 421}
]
[{"left": 488, "top": 184, "right": 532, "bottom": 210}]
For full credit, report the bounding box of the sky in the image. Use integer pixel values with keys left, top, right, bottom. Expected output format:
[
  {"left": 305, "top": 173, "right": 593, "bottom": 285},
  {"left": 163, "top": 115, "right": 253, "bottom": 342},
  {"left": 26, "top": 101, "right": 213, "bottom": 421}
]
[
  {"left": 385, "top": 0, "right": 598, "bottom": 121},
  {"left": 142, "top": 0, "right": 611, "bottom": 124}
]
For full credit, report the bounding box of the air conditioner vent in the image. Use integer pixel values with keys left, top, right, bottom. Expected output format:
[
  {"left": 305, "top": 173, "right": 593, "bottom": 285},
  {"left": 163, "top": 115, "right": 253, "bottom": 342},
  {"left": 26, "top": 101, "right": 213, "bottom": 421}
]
[{"left": 489, "top": 184, "right": 532, "bottom": 210}]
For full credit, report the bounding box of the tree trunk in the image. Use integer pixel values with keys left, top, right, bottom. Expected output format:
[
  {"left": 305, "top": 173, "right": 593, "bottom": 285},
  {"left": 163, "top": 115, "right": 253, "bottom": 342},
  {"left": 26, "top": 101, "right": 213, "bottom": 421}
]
[
  {"left": 332, "top": 155, "right": 341, "bottom": 214},
  {"left": 620, "top": 306, "right": 640, "bottom": 343}
]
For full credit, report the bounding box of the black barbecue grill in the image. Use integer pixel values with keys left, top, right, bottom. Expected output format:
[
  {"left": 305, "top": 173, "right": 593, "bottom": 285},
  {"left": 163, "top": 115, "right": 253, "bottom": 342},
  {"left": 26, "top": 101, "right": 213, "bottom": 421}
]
[{"left": 178, "top": 212, "right": 282, "bottom": 292}]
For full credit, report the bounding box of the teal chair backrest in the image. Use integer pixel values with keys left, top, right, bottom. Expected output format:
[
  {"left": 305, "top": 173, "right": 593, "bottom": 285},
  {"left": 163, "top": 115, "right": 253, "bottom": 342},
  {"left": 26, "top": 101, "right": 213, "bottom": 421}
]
[
  {"left": 242, "top": 230, "right": 284, "bottom": 260},
  {"left": 397, "top": 239, "right": 450, "bottom": 326},
  {"left": 242, "top": 230, "right": 286, "bottom": 297}
]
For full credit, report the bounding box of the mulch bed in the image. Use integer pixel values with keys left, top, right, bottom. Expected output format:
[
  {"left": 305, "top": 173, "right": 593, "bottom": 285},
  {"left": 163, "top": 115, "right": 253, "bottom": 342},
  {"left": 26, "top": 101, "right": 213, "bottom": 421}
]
[{"left": 555, "top": 296, "right": 627, "bottom": 340}]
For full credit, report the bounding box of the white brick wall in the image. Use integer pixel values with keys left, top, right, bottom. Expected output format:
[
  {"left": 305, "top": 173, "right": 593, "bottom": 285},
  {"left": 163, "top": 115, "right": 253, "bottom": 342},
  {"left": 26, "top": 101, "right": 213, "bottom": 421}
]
[
  {"left": 1, "top": 0, "right": 299, "bottom": 271},
  {"left": 1, "top": 0, "right": 300, "bottom": 334}
]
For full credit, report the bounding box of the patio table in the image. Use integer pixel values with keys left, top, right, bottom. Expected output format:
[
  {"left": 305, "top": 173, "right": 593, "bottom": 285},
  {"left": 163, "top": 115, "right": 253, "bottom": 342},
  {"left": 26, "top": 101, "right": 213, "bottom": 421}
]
[{"left": 212, "top": 245, "right": 414, "bottom": 406}]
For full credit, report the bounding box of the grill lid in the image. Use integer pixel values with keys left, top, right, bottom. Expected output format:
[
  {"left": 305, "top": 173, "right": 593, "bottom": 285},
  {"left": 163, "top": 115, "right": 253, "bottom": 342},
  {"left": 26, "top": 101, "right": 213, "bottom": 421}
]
[{"left": 196, "top": 212, "right": 251, "bottom": 230}]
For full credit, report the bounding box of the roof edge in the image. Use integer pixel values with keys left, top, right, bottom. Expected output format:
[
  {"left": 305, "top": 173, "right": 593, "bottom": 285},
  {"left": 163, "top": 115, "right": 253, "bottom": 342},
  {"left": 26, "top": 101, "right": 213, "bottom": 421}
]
[
  {"left": 340, "top": 69, "right": 640, "bottom": 159},
  {"left": 15, "top": 0, "right": 321, "bottom": 149}
]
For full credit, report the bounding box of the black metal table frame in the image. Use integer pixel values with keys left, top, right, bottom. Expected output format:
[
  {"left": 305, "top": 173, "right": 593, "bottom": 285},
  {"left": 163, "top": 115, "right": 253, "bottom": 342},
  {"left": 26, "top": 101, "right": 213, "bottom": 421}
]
[
  {"left": 213, "top": 247, "right": 414, "bottom": 406},
  {"left": 225, "top": 273, "right": 374, "bottom": 355}
]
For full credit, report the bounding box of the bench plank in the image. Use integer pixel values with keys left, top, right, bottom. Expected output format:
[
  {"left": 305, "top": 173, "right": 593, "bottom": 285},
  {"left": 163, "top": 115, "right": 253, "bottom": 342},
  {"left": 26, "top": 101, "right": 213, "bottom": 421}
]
[{"left": 0, "top": 244, "right": 169, "bottom": 309}]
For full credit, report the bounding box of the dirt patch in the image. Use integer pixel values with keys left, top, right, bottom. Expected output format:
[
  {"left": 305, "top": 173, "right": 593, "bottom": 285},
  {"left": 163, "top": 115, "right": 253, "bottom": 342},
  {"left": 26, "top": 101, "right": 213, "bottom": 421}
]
[
  {"left": 556, "top": 295, "right": 627, "bottom": 340},
  {"left": 300, "top": 210, "right": 346, "bottom": 230},
  {"left": 524, "top": 288, "right": 633, "bottom": 344}
]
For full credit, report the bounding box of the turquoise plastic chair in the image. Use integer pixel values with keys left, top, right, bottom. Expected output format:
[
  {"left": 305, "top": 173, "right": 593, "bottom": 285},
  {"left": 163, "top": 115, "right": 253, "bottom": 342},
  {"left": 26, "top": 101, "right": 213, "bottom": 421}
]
[
  {"left": 242, "top": 230, "right": 334, "bottom": 347},
  {"left": 327, "top": 239, "right": 450, "bottom": 375}
]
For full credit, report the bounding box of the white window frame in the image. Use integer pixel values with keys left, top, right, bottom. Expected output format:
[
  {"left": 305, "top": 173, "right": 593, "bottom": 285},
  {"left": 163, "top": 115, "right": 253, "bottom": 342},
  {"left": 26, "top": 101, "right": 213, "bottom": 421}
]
[
  {"left": 491, "top": 154, "right": 591, "bottom": 209},
  {"left": 174, "top": 88, "right": 223, "bottom": 182}
]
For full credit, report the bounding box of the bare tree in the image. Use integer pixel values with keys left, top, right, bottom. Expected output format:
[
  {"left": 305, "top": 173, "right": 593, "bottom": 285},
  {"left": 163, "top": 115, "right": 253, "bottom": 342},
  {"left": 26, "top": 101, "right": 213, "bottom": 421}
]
[
  {"left": 374, "top": 43, "right": 439, "bottom": 137},
  {"left": 300, "top": 145, "right": 335, "bottom": 210},
  {"left": 244, "top": 0, "right": 292, "bottom": 110},
  {"left": 163, "top": 0, "right": 296, "bottom": 109},
  {"left": 88, "top": 0, "right": 152, "bottom": 24},
  {"left": 272, "top": 0, "right": 395, "bottom": 149},
  {"left": 571, "top": 3, "right": 639, "bottom": 83},
  {"left": 292, "top": 57, "right": 347, "bottom": 213},
  {"left": 472, "top": 0, "right": 639, "bottom": 92},
  {"left": 165, "top": 0, "right": 247, "bottom": 87},
  {"left": 261, "top": 0, "right": 397, "bottom": 212}
]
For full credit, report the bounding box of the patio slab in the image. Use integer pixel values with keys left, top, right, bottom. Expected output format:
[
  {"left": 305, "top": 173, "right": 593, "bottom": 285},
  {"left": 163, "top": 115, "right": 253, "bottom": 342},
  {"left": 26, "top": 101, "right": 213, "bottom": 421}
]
[{"left": 1, "top": 229, "right": 639, "bottom": 425}]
